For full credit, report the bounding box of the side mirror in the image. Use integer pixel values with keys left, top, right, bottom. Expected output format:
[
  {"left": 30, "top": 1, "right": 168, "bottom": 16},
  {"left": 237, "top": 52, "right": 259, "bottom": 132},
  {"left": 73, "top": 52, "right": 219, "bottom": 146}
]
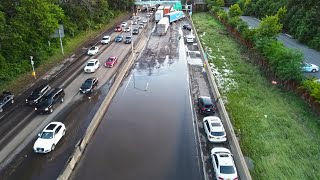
[{"left": 38, "top": 133, "right": 41, "bottom": 137}]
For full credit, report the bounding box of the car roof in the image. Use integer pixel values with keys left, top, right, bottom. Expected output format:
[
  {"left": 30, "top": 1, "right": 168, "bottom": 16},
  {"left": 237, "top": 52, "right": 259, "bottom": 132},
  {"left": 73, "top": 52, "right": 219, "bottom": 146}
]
[
  {"left": 44, "top": 122, "right": 64, "bottom": 131},
  {"left": 199, "top": 96, "right": 213, "bottom": 104},
  {"left": 103, "top": 35, "right": 110, "bottom": 38},
  {"left": 216, "top": 153, "right": 234, "bottom": 166},
  {"left": 88, "top": 59, "right": 98, "bottom": 63},
  {"left": 203, "top": 116, "right": 224, "bottom": 131},
  {"left": 46, "top": 88, "right": 63, "bottom": 98}
]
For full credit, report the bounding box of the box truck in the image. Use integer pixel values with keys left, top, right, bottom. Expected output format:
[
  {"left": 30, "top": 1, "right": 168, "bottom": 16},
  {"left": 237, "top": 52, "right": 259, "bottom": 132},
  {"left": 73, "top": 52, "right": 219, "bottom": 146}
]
[
  {"left": 158, "top": 5, "right": 164, "bottom": 11},
  {"left": 157, "top": 17, "right": 169, "bottom": 36},
  {"left": 164, "top": 6, "right": 171, "bottom": 15},
  {"left": 155, "top": 10, "right": 163, "bottom": 23},
  {"left": 164, "top": 11, "right": 185, "bottom": 23}
]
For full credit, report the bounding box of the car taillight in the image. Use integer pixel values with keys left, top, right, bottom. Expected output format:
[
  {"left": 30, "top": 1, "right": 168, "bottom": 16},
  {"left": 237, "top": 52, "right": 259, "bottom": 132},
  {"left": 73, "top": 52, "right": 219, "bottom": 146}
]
[
  {"left": 234, "top": 177, "right": 238, "bottom": 180},
  {"left": 218, "top": 177, "right": 224, "bottom": 180},
  {"left": 202, "top": 108, "right": 206, "bottom": 110}
]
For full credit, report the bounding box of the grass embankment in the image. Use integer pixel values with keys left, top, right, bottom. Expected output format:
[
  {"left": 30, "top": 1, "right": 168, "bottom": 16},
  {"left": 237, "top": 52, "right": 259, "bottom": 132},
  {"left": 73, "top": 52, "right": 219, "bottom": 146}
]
[
  {"left": 193, "top": 12, "right": 320, "bottom": 179},
  {"left": 1, "top": 13, "right": 127, "bottom": 94}
]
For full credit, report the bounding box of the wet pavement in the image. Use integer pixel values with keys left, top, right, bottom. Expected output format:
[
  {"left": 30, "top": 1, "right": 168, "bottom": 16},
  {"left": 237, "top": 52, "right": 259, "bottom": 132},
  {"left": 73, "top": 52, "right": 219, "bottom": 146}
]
[{"left": 70, "top": 21, "right": 204, "bottom": 180}]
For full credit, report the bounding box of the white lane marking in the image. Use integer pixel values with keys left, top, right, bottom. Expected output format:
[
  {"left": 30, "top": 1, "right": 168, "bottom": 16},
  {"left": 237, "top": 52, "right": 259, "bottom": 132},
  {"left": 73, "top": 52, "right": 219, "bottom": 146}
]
[
  {"left": 145, "top": 82, "right": 149, "bottom": 91},
  {"left": 122, "top": 74, "right": 133, "bottom": 95}
]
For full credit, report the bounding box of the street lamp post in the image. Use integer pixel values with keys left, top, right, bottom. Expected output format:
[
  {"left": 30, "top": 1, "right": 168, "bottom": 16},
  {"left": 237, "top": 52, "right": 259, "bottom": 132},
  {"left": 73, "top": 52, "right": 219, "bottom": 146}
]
[{"left": 30, "top": 56, "right": 36, "bottom": 79}]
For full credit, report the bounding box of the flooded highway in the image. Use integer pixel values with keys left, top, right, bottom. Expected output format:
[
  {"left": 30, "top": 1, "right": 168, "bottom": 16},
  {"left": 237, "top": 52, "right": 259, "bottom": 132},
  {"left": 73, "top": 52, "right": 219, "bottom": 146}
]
[{"left": 71, "top": 22, "right": 204, "bottom": 180}]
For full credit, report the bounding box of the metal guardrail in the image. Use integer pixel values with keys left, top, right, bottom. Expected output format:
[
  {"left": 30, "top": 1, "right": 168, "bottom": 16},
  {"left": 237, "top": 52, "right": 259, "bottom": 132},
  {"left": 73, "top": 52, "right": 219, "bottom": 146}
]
[{"left": 187, "top": 15, "right": 252, "bottom": 180}]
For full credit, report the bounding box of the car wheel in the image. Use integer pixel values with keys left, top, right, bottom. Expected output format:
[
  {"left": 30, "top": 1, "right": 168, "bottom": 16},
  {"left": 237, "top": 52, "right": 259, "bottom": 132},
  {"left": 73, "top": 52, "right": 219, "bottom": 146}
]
[
  {"left": 312, "top": 69, "right": 316, "bottom": 72},
  {"left": 11, "top": 99, "right": 14, "bottom": 104},
  {"left": 61, "top": 97, "right": 64, "bottom": 103},
  {"left": 51, "top": 144, "right": 55, "bottom": 151},
  {"left": 49, "top": 108, "right": 53, "bottom": 113}
]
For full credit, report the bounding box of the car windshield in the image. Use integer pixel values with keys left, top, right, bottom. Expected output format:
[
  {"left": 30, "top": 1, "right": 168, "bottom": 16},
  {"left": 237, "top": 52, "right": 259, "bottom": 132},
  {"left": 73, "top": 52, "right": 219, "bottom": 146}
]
[
  {"left": 211, "top": 131, "right": 225, "bottom": 136},
  {"left": 205, "top": 105, "right": 213, "bottom": 108},
  {"left": 39, "top": 97, "right": 52, "bottom": 105},
  {"left": 102, "top": 37, "right": 109, "bottom": 40},
  {"left": 116, "top": 36, "right": 122, "bottom": 39},
  {"left": 220, "top": 165, "right": 235, "bottom": 174},
  {"left": 107, "top": 58, "right": 114, "bottom": 62},
  {"left": 82, "top": 80, "right": 93, "bottom": 88},
  {"left": 40, "top": 132, "right": 54, "bottom": 139},
  {"left": 126, "top": 37, "right": 131, "bottom": 39},
  {"left": 87, "top": 62, "right": 95, "bottom": 66},
  {"left": 90, "top": 47, "right": 95, "bottom": 50}
]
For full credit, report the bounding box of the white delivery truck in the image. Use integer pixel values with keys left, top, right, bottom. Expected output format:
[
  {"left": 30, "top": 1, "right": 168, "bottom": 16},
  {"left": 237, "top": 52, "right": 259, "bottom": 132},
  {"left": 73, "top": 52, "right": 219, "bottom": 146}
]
[
  {"left": 186, "top": 34, "right": 194, "bottom": 43},
  {"left": 157, "top": 17, "right": 169, "bottom": 36},
  {"left": 155, "top": 10, "right": 163, "bottom": 23}
]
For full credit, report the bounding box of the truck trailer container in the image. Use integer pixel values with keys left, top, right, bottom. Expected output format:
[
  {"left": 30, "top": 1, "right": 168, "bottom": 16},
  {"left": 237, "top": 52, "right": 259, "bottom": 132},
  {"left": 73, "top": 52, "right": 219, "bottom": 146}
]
[
  {"left": 164, "top": 11, "right": 185, "bottom": 23},
  {"left": 157, "top": 17, "right": 169, "bottom": 36},
  {"left": 155, "top": 10, "right": 163, "bottom": 23},
  {"left": 163, "top": 6, "right": 171, "bottom": 15}
]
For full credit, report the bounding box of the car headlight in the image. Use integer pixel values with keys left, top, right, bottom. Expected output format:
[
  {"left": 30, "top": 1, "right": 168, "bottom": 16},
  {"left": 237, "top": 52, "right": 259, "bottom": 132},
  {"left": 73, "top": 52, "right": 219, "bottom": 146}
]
[
  {"left": 26, "top": 99, "right": 28, "bottom": 102},
  {"left": 45, "top": 108, "right": 49, "bottom": 111},
  {"left": 34, "top": 108, "right": 37, "bottom": 110}
]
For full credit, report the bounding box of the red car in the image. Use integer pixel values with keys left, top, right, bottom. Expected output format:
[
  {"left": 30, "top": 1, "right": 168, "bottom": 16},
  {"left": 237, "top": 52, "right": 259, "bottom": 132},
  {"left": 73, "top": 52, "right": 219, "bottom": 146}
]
[
  {"left": 115, "top": 25, "right": 122, "bottom": 32},
  {"left": 105, "top": 56, "right": 117, "bottom": 67}
]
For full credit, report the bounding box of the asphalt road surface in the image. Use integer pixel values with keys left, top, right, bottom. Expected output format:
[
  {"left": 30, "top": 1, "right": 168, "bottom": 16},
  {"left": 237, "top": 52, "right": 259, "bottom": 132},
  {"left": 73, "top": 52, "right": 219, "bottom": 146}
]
[
  {"left": 70, "top": 21, "right": 204, "bottom": 180},
  {"left": 0, "top": 16, "right": 146, "bottom": 180}
]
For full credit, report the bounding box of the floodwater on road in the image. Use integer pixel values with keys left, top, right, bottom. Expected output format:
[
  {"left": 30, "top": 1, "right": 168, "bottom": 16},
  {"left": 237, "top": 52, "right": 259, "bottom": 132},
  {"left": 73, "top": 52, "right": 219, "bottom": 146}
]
[{"left": 71, "top": 23, "right": 203, "bottom": 180}]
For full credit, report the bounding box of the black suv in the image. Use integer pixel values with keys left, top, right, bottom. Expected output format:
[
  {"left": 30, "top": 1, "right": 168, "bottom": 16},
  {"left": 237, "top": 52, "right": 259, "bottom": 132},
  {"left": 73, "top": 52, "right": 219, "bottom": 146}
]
[
  {"left": 26, "top": 84, "right": 51, "bottom": 105},
  {"left": 79, "top": 77, "right": 99, "bottom": 94},
  {"left": 183, "top": 24, "right": 192, "bottom": 31},
  {"left": 124, "top": 36, "right": 132, "bottom": 44},
  {"left": 198, "top": 96, "right": 216, "bottom": 115},
  {"left": 132, "top": 28, "right": 139, "bottom": 35},
  {"left": 35, "top": 88, "right": 65, "bottom": 114}
]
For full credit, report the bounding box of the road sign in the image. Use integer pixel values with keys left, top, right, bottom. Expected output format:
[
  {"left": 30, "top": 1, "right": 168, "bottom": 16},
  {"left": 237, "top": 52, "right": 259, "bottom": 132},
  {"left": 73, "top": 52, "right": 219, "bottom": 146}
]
[{"left": 50, "top": 25, "right": 65, "bottom": 38}]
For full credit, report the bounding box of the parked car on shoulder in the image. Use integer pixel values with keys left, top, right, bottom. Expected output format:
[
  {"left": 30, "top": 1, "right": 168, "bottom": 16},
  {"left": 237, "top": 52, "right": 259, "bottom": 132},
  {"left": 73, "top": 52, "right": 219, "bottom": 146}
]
[
  {"left": 115, "top": 25, "right": 122, "bottom": 32},
  {"left": 26, "top": 84, "right": 51, "bottom": 106},
  {"left": 33, "top": 121, "right": 66, "bottom": 153},
  {"left": 101, "top": 35, "right": 110, "bottom": 44},
  {"left": 124, "top": 36, "right": 132, "bottom": 44},
  {"left": 203, "top": 116, "right": 227, "bottom": 143},
  {"left": 34, "top": 88, "right": 65, "bottom": 114},
  {"left": 132, "top": 28, "right": 139, "bottom": 35},
  {"left": 84, "top": 59, "right": 100, "bottom": 73},
  {"left": 87, "top": 46, "right": 99, "bottom": 56},
  {"left": 198, "top": 96, "right": 216, "bottom": 115},
  {"left": 115, "top": 35, "right": 123, "bottom": 42},
  {"left": 0, "top": 91, "right": 14, "bottom": 113},
  {"left": 183, "top": 24, "right": 192, "bottom": 31},
  {"left": 301, "top": 62, "right": 319, "bottom": 73},
  {"left": 79, "top": 77, "right": 99, "bottom": 94},
  {"left": 105, "top": 56, "right": 118, "bottom": 67},
  {"left": 211, "top": 147, "right": 238, "bottom": 180}
]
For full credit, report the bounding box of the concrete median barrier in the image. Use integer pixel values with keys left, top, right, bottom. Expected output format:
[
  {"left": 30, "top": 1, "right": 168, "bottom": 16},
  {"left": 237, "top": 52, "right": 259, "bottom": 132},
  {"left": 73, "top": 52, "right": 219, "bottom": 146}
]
[{"left": 188, "top": 15, "right": 252, "bottom": 180}]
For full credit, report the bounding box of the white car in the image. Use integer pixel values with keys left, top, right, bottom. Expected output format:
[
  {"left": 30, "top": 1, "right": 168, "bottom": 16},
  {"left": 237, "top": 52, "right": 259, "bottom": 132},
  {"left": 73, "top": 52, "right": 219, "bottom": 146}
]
[
  {"left": 203, "top": 116, "right": 227, "bottom": 143},
  {"left": 136, "top": 16, "right": 141, "bottom": 21},
  {"left": 87, "top": 46, "right": 99, "bottom": 55},
  {"left": 211, "top": 147, "right": 238, "bottom": 180},
  {"left": 84, "top": 59, "right": 100, "bottom": 73},
  {"left": 133, "top": 21, "right": 138, "bottom": 25},
  {"left": 124, "top": 27, "right": 131, "bottom": 32},
  {"left": 121, "top": 22, "right": 127, "bottom": 27},
  {"left": 301, "top": 62, "right": 319, "bottom": 73},
  {"left": 142, "top": 19, "right": 148, "bottom": 23},
  {"left": 101, "top": 35, "right": 110, "bottom": 44},
  {"left": 33, "top": 122, "right": 66, "bottom": 153}
]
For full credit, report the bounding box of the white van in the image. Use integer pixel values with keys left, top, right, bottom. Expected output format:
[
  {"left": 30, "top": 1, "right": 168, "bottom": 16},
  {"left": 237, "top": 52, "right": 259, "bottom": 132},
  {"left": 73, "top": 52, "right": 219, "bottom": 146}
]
[{"left": 186, "top": 35, "right": 194, "bottom": 43}]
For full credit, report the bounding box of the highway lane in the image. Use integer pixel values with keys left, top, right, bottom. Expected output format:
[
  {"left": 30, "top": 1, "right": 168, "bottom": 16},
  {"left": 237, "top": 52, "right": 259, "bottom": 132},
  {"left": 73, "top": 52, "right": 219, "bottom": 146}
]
[
  {"left": 0, "top": 17, "right": 147, "bottom": 180},
  {"left": 70, "top": 21, "right": 204, "bottom": 180}
]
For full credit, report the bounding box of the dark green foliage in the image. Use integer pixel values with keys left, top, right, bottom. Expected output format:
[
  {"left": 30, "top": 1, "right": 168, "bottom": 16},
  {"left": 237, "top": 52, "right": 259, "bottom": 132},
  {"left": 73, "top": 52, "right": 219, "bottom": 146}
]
[
  {"left": 0, "top": 0, "right": 132, "bottom": 88},
  {"left": 229, "top": 4, "right": 243, "bottom": 17},
  {"left": 302, "top": 79, "right": 320, "bottom": 102},
  {"left": 244, "top": 0, "right": 320, "bottom": 51},
  {"left": 255, "top": 37, "right": 303, "bottom": 81}
]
